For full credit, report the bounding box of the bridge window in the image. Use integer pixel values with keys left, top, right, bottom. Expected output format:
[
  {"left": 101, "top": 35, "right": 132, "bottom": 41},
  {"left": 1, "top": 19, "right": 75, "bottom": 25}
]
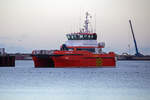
[{"left": 66, "top": 34, "right": 97, "bottom": 40}]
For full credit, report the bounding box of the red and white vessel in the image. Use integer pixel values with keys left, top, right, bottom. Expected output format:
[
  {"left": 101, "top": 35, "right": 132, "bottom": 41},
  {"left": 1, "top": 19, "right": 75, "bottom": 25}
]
[{"left": 32, "top": 12, "right": 116, "bottom": 68}]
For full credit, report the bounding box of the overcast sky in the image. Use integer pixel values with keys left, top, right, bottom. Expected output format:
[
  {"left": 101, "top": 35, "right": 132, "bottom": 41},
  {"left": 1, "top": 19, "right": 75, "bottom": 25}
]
[{"left": 0, "top": 0, "right": 150, "bottom": 54}]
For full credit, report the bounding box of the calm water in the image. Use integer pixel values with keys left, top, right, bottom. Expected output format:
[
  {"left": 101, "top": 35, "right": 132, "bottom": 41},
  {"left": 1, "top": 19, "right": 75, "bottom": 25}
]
[{"left": 0, "top": 60, "right": 150, "bottom": 100}]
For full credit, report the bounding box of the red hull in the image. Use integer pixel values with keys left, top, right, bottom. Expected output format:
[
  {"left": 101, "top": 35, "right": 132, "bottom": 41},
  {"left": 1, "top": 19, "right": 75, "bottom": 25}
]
[{"left": 32, "top": 51, "right": 116, "bottom": 68}]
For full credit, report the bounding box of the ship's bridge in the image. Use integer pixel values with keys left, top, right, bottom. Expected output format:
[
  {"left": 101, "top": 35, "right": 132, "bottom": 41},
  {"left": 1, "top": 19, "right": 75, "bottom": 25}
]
[{"left": 65, "top": 33, "right": 98, "bottom": 47}]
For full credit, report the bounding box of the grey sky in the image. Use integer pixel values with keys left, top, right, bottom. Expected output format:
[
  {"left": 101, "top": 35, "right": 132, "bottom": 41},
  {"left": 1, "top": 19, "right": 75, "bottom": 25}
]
[{"left": 0, "top": 0, "right": 150, "bottom": 54}]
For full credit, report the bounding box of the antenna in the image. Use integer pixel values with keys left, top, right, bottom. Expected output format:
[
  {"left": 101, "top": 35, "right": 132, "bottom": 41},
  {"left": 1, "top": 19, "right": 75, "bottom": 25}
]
[
  {"left": 89, "top": 14, "right": 93, "bottom": 33},
  {"left": 94, "top": 13, "right": 96, "bottom": 33},
  {"left": 84, "top": 12, "right": 89, "bottom": 33},
  {"left": 79, "top": 11, "right": 81, "bottom": 33}
]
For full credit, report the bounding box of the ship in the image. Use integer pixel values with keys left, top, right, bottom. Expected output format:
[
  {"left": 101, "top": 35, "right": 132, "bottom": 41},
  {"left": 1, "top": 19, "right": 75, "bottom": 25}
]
[
  {"left": 32, "top": 12, "right": 116, "bottom": 68},
  {"left": 0, "top": 48, "right": 15, "bottom": 67}
]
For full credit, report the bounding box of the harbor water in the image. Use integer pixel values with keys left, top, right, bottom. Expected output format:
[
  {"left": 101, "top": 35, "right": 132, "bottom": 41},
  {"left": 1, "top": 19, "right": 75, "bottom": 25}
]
[{"left": 0, "top": 60, "right": 150, "bottom": 100}]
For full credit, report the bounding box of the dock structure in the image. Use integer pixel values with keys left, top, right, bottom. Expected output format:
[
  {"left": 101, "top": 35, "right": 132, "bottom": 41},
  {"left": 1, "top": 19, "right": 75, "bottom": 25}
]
[
  {"left": 117, "top": 55, "right": 150, "bottom": 60},
  {"left": 9, "top": 53, "right": 32, "bottom": 60},
  {"left": 0, "top": 48, "right": 15, "bottom": 67}
]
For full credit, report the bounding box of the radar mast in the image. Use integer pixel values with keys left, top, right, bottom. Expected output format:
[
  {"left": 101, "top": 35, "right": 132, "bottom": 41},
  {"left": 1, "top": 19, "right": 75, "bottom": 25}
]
[{"left": 80, "top": 12, "right": 92, "bottom": 33}]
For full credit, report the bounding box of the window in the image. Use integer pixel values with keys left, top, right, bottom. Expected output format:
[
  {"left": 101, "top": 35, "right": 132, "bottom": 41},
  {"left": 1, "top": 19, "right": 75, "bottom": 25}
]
[
  {"left": 93, "top": 34, "right": 97, "bottom": 39},
  {"left": 71, "top": 35, "right": 74, "bottom": 39},
  {"left": 88, "top": 35, "right": 91, "bottom": 38},
  {"left": 68, "top": 48, "right": 74, "bottom": 51},
  {"left": 76, "top": 48, "right": 95, "bottom": 52},
  {"left": 80, "top": 35, "right": 83, "bottom": 39},
  {"left": 66, "top": 34, "right": 97, "bottom": 40}
]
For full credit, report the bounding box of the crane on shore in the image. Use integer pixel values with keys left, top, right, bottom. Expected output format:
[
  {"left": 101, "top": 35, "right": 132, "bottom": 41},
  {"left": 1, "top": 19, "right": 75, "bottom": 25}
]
[{"left": 129, "top": 20, "right": 143, "bottom": 56}]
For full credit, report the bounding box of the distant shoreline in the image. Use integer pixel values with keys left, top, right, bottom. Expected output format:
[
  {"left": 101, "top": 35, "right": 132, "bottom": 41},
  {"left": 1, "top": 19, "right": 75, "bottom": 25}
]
[{"left": 6, "top": 53, "right": 150, "bottom": 61}]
